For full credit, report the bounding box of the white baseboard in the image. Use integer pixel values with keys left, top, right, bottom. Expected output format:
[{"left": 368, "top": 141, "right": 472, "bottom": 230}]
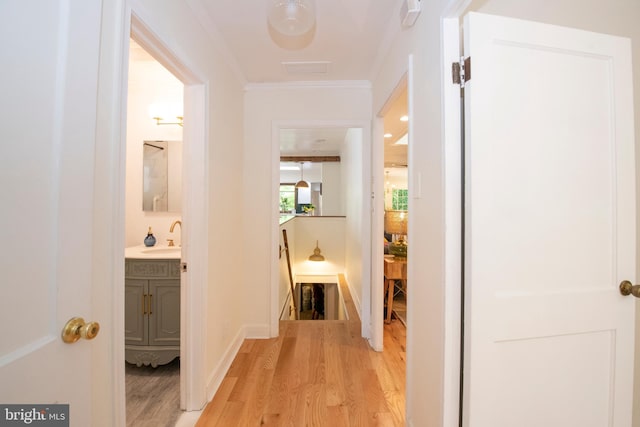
[
  {"left": 204, "top": 327, "right": 245, "bottom": 401},
  {"left": 204, "top": 323, "right": 271, "bottom": 401},
  {"left": 346, "top": 280, "right": 362, "bottom": 321},
  {"left": 244, "top": 324, "right": 271, "bottom": 339},
  {"left": 174, "top": 410, "right": 202, "bottom": 427}
]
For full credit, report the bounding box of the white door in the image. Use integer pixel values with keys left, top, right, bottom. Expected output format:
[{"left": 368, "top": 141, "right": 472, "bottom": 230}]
[
  {"left": 463, "top": 12, "right": 635, "bottom": 427},
  {"left": 0, "top": 2, "right": 107, "bottom": 425}
]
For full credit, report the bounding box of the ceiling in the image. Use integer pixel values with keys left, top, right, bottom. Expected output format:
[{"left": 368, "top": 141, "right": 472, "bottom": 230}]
[
  {"left": 132, "top": 1, "right": 409, "bottom": 167},
  {"left": 189, "top": 0, "right": 404, "bottom": 83}
]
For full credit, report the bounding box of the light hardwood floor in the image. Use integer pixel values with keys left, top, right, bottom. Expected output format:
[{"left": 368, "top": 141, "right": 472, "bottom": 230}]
[{"left": 195, "top": 275, "right": 406, "bottom": 426}]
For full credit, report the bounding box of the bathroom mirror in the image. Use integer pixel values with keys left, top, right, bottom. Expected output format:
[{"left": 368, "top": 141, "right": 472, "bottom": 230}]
[{"left": 143, "top": 140, "right": 182, "bottom": 212}]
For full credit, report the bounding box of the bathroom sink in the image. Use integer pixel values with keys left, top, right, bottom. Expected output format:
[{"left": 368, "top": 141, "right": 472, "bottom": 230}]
[
  {"left": 125, "top": 245, "right": 181, "bottom": 259},
  {"left": 141, "top": 247, "right": 181, "bottom": 255}
]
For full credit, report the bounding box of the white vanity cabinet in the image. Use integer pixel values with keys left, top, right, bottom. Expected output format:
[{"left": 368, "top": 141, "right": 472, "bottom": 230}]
[{"left": 125, "top": 258, "right": 180, "bottom": 367}]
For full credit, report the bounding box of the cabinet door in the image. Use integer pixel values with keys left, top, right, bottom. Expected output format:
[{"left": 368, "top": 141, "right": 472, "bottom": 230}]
[
  {"left": 125, "top": 279, "right": 147, "bottom": 346},
  {"left": 148, "top": 280, "right": 180, "bottom": 346}
]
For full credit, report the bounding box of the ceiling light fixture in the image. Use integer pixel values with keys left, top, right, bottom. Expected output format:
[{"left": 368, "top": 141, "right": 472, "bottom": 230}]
[
  {"left": 295, "top": 162, "right": 309, "bottom": 188},
  {"left": 267, "top": 0, "right": 316, "bottom": 37},
  {"left": 400, "top": 115, "right": 409, "bottom": 122},
  {"left": 384, "top": 133, "right": 393, "bottom": 138}
]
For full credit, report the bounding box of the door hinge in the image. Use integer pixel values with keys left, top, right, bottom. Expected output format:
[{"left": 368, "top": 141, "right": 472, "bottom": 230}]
[
  {"left": 452, "top": 56, "right": 471, "bottom": 87},
  {"left": 180, "top": 262, "right": 188, "bottom": 273}
]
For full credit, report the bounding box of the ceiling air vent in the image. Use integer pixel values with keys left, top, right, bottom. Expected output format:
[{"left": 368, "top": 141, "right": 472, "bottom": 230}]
[{"left": 282, "top": 61, "right": 331, "bottom": 75}]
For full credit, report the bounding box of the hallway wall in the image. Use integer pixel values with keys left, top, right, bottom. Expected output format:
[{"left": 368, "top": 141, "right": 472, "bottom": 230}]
[{"left": 371, "top": 0, "right": 456, "bottom": 424}]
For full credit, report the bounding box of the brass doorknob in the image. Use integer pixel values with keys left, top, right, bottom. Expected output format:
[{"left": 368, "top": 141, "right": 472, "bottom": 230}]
[
  {"left": 61, "top": 317, "right": 100, "bottom": 343},
  {"left": 619, "top": 280, "right": 640, "bottom": 298}
]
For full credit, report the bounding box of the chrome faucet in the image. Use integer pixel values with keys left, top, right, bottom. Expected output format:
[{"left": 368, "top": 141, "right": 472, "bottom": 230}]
[{"left": 168, "top": 220, "right": 182, "bottom": 246}]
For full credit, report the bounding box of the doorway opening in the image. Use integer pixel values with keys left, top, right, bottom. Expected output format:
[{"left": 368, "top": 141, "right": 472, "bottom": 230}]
[
  {"left": 373, "top": 78, "right": 409, "bottom": 415},
  {"left": 271, "top": 121, "right": 372, "bottom": 336},
  {"left": 117, "top": 12, "right": 210, "bottom": 423},
  {"left": 381, "top": 79, "right": 409, "bottom": 329},
  {"left": 124, "top": 38, "right": 184, "bottom": 426}
]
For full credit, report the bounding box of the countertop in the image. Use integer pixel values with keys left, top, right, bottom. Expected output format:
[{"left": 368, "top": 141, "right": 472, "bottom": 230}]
[{"left": 125, "top": 244, "right": 181, "bottom": 260}]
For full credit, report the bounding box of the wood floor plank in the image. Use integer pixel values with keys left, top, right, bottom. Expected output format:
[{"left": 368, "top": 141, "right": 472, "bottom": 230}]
[
  {"left": 194, "top": 377, "right": 237, "bottom": 427},
  {"left": 126, "top": 358, "right": 180, "bottom": 427},
  {"left": 195, "top": 274, "right": 406, "bottom": 426}
]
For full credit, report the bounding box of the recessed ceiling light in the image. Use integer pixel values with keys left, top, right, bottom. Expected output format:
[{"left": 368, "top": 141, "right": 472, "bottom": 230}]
[
  {"left": 400, "top": 115, "right": 409, "bottom": 122},
  {"left": 384, "top": 133, "right": 392, "bottom": 138},
  {"left": 280, "top": 166, "right": 300, "bottom": 171}
]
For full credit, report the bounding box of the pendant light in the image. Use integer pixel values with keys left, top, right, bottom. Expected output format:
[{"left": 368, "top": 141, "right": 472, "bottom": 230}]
[{"left": 295, "top": 162, "right": 309, "bottom": 188}]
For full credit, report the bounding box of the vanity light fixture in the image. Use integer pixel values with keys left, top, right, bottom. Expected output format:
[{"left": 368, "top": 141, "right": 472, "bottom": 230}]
[
  {"left": 267, "top": 0, "right": 316, "bottom": 37},
  {"left": 148, "top": 103, "right": 183, "bottom": 126},
  {"left": 152, "top": 116, "right": 183, "bottom": 127},
  {"left": 308, "top": 240, "right": 325, "bottom": 262}
]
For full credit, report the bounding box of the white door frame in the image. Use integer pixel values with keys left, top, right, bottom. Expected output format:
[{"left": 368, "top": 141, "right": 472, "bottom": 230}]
[
  {"left": 371, "top": 72, "right": 410, "bottom": 352},
  {"left": 113, "top": 6, "right": 210, "bottom": 417},
  {"left": 370, "top": 113, "right": 385, "bottom": 352},
  {"left": 440, "top": 0, "right": 472, "bottom": 425}
]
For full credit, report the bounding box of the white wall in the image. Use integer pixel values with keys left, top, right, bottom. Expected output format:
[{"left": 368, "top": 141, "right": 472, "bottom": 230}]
[
  {"left": 341, "top": 128, "right": 367, "bottom": 318},
  {"left": 293, "top": 216, "right": 346, "bottom": 275},
  {"left": 371, "top": 0, "right": 463, "bottom": 424},
  {"left": 126, "top": 55, "right": 183, "bottom": 247},
  {"left": 243, "top": 84, "right": 371, "bottom": 336},
  {"left": 321, "top": 162, "right": 343, "bottom": 215}
]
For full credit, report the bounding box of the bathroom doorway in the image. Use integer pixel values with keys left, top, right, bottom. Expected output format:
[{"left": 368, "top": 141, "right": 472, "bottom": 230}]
[
  {"left": 124, "top": 38, "right": 184, "bottom": 426},
  {"left": 119, "top": 15, "right": 209, "bottom": 422}
]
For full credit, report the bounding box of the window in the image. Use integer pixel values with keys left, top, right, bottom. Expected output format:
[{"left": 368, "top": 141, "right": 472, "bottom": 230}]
[
  {"left": 391, "top": 189, "right": 408, "bottom": 211},
  {"left": 280, "top": 184, "right": 295, "bottom": 212}
]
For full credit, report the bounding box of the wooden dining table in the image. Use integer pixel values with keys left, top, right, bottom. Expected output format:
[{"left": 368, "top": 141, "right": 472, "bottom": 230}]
[{"left": 384, "top": 256, "right": 407, "bottom": 324}]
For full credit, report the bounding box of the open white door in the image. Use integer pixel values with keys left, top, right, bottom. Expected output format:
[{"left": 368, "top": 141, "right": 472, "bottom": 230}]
[
  {"left": 462, "top": 12, "right": 635, "bottom": 427},
  {"left": 0, "top": 2, "right": 107, "bottom": 425}
]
